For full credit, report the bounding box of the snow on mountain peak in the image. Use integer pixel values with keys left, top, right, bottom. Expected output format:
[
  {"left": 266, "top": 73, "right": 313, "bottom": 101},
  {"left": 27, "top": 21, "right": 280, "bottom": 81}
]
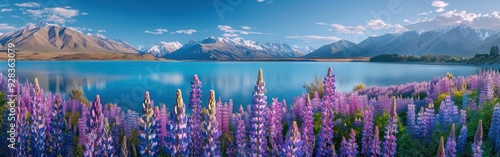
[{"left": 144, "top": 41, "right": 183, "bottom": 57}]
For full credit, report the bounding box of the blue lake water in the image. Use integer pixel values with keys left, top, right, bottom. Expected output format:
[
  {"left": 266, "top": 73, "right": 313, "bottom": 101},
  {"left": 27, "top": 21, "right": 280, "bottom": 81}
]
[{"left": 0, "top": 61, "right": 482, "bottom": 112}]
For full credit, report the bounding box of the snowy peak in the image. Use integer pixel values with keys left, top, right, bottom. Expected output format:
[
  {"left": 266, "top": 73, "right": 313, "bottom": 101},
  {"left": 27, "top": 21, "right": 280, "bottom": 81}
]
[{"left": 144, "top": 41, "right": 183, "bottom": 57}]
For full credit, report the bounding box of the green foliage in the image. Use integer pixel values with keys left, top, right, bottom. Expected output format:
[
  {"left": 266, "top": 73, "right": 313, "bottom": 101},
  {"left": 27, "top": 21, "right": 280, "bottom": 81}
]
[
  {"left": 303, "top": 73, "right": 324, "bottom": 98},
  {"left": 353, "top": 82, "right": 366, "bottom": 92},
  {"left": 370, "top": 54, "right": 464, "bottom": 63},
  {"left": 70, "top": 87, "right": 89, "bottom": 106},
  {"left": 74, "top": 137, "right": 84, "bottom": 157},
  {"left": 313, "top": 112, "right": 322, "bottom": 135}
]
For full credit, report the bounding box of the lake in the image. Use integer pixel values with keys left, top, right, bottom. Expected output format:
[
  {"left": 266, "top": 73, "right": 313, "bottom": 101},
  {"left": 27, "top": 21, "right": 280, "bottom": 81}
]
[{"left": 0, "top": 61, "right": 482, "bottom": 112}]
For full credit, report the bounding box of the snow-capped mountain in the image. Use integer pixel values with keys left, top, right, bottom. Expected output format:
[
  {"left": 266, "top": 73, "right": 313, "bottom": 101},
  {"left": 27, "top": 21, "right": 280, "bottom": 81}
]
[
  {"left": 308, "top": 24, "right": 500, "bottom": 58},
  {"left": 166, "top": 37, "right": 312, "bottom": 60},
  {"left": 143, "top": 41, "right": 183, "bottom": 57},
  {"left": 0, "top": 23, "right": 138, "bottom": 53}
]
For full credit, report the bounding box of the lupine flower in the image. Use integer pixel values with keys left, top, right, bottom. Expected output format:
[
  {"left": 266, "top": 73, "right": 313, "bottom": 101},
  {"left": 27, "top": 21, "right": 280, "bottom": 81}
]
[
  {"left": 457, "top": 124, "right": 467, "bottom": 154},
  {"left": 382, "top": 98, "right": 398, "bottom": 157},
  {"left": 340, "top": 129, "right": 358, "bottom": 157},
  {"left": 316, "top": 67, "right": 336, "bottom": 157},
  {"left": 479, "top": 74, "right": 494, "bottom": 105},
  {"left": 138, "top": 91, "right": 159, "bottom": 157},
  {"left": 406, "top": 104, "right": 416, "bottom": 136},
  {"left": 414, "top": 107, "right": 426, "bottom": 138},
  {"left": 437, "top": 136, "right": 446, "bottom": 157},
  {"left": 462, "top": 93, "right": 468, "bottom": 110},
  {"left": 122, "top": 136, "right": 129, "bottom": 157},
  {"left": 164, "top": 89, "right": 191, "bottom": 156},
  {"left": 445, "top": 124, "right": 457, "bottom": 157},
  {"left": 49, "top": 94, "right": 66, "bottom": 156},
  {"left": 370, "top": 126, "right": 381, "bottom": 157},
  {"left": 268, "top": 98, "right": 284, "bottom": 156},
  {"left": 361, "top": 105, "right": 374, "bottom": 156},
  {"left": 235, "top": 105, "right": 247, "bottom": 157},
  {"left": 125, "top": 110, "right": 140, "bottom": 137},
  {"left": 249, "top": 69, "right": 268, "bottom": 156},
  {"left": 472, "top": 120, "right": 483, "bottom": 157},
  {"left": 30, "top": 77, "right": 47, "bottom": 157},
  {"left": 103, "top": 118, "right": 115, "bottom": 157},
  {"left": 84, "top": 95, "right": 105, "bottom": 157},
  {"left": 159, "top": 104, "right": 169, "bottom": 147},
  {"left": 488, "top": 103, "right": 500, "bottom": 152},
  {"left": 202, "top": 90, "right": 222, "bottom": 157},
  {"left": 424, "top": 103, "right": 435, "bottom": 139},
  {"left": 302, "top": 95, "right": 314, "bottom": 156},
  {"left": 282, "top": 121, "right": 304, "bottom": 157}
]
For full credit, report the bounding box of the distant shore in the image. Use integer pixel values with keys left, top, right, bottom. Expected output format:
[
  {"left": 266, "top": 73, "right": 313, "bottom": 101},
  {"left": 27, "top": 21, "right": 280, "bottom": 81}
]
[{"left": 0, "top": 52, "right": 371, "bottom": 62}]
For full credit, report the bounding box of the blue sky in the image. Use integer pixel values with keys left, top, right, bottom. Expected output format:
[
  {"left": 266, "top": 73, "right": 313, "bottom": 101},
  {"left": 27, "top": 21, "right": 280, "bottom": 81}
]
[{"left": 1, "top": 0, "right": 500, "bottom": 48}]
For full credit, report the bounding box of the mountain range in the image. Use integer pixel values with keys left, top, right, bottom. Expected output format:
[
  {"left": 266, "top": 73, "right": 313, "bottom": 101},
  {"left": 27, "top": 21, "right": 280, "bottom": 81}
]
[
  {"left": 1, "top": 23, "right": 498, "bottom": 60},
  {"left": 0, "top": 23, "right": 139, "bottom": 53},
  {"left": 305, "top": 24, "right": 500, "bottom": 58}
]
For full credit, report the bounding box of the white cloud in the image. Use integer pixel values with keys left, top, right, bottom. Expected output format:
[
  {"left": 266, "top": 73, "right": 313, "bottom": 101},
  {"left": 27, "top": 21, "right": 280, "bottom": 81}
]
[
  {"left": 241, "top": 26, "right": 251, "bottom": 30},
  {"left": 316, "top": 22, "right": 327, "bottom": 25},
  {"left": 330, "top": 24, "right": 366, "bottom": 34},
  {"left": 97, "top": 29, "right": 106, "bottom": 33},
  {"left": 172, "top": 29, "right": 197, "bottom": 35},
  {"left": 15, "top": 2, "right": 40, "bottom": 8},
  {"left": 81, "top": 12, "right": 88, "bottom": 15},
  {"left": 406, "top": 10, "right": 500, "bottom": 30},
  {"left": 417, "top": 11, "right": 432, "bottom": 16},
  {"left": 218, "top": 25, "right": 265, "bottom": 37},
  {"left": 0, "top": 23, "right": 19, "bottom": 31},
  {"left": 431, "top": 0, "right": 448, "bottom": 13},
  {"left": 285, "top": 35, "right": 341, "bottom": 42},
  {"left": 24, "top": 7, "right": 80, "bottom": 24},
  {"left": 366, "top": 20, "right": 408, "bottom": 32},
  {"left": 257, "top": 0, "right": 265, "bottom": 2},
  {"left": 223, "top": 33, "right": 239, "bottom": 38},
  {"left": 144, "top": 28, "right": 168, "bottom": 35},
  {"left": 1, "top": 8, "right": 13, "bottom": 12}
]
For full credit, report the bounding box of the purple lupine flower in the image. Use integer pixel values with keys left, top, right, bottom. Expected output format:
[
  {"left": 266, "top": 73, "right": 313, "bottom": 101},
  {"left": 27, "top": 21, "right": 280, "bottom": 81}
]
[
  {"left": 84, "top": 95, "right": 105, "bottom": 157},
  {"left": 457, "top": 124, "right": 467, "bottom": 154},
  {"left": 340, "top": 129, "right": 359, "bottom": 157},
  {"left": 125, "top": 109, "right": 140, "bottom": 137},
  {"left": 479, "top": 74, "right": 494, "bottom": 105},
  {"left": 459, "top": 110, "right": 467, "bottom": 126},
  {"left": 164, "top": 89, "right": 191, "bottom": 156},
  {"left": 462, "top": 93, "right": 469, "bottom": 110},
  {"left": 249, "top": 69, "right": 268, "bottom": 156},
  {"left": 235, "top": 105, "right": 248, "bottom": 157},
  {"left": 316, "top": 67, "right": 336, "bottom": 157},
  {"left": 268, "top": 98, "right": 284, "bottom": 156},
  {"left": 382, "top": 98, "right": 398, "bottom": 157},
  {"left": 282, "top": 121, "right": 304, "bottom": 157},
  {"left": 16, "top": 102, "right": 29, "bottom": 156},
  {"left": 216, "top": 97, "right": 223, "bottom": 131},
  {"left": 78, "top": 105, "right": 89, "bottom": 145},
  {"left": 202, "top": 90, "right": 222, "bottom": 157},
  {"left": 221, "top": 102, "right": 230, "bottom": 134},
  {"left": 439, "top": 95, "right": 458, "bottom": 130},
  {"left": 489, "top": 103, "right": 500, "bottom": 152},
  {"left": 103, "top": 118, "right": 115, "bottom": 157},
  {"left": 414, "top": 107, "right": 426, "bottom": 138},
  {"left": 406, "top": 104, "right": 416, "bottom": 136},
  {"left": 425, "top": 103, "right": 435, "bottom": 139},
  {"left": 312, "top": 91, "right": 322, "bottom": 112},
  {"left": 302, "top": 95, "right": 314, "bottom": 157},
  {"left": 49, "top": 94, "right": 66, "bottom": 157},
  {"left": 472, "top": 120, "right": 483, "bottom": 157},
  {"left": 371, "top": 126, "right": 381, "bottom": 157},
  {"left": 159, "top": 104, "right": 169, "bottom": 147},
  {"left": 362, "top": 105, "right": 374, "bottom": 156},
  {"left": 445, "top": 124, "right": 457, "bottom": 157},
  {"left": 30, "top": 77, "right": 47, "bottom": 157},
  {"left": 437, "top": 136, "right": 446, "bottom": 157},
  {"left": 138, "top": 91, "right": 160, "bottom": 157}
]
